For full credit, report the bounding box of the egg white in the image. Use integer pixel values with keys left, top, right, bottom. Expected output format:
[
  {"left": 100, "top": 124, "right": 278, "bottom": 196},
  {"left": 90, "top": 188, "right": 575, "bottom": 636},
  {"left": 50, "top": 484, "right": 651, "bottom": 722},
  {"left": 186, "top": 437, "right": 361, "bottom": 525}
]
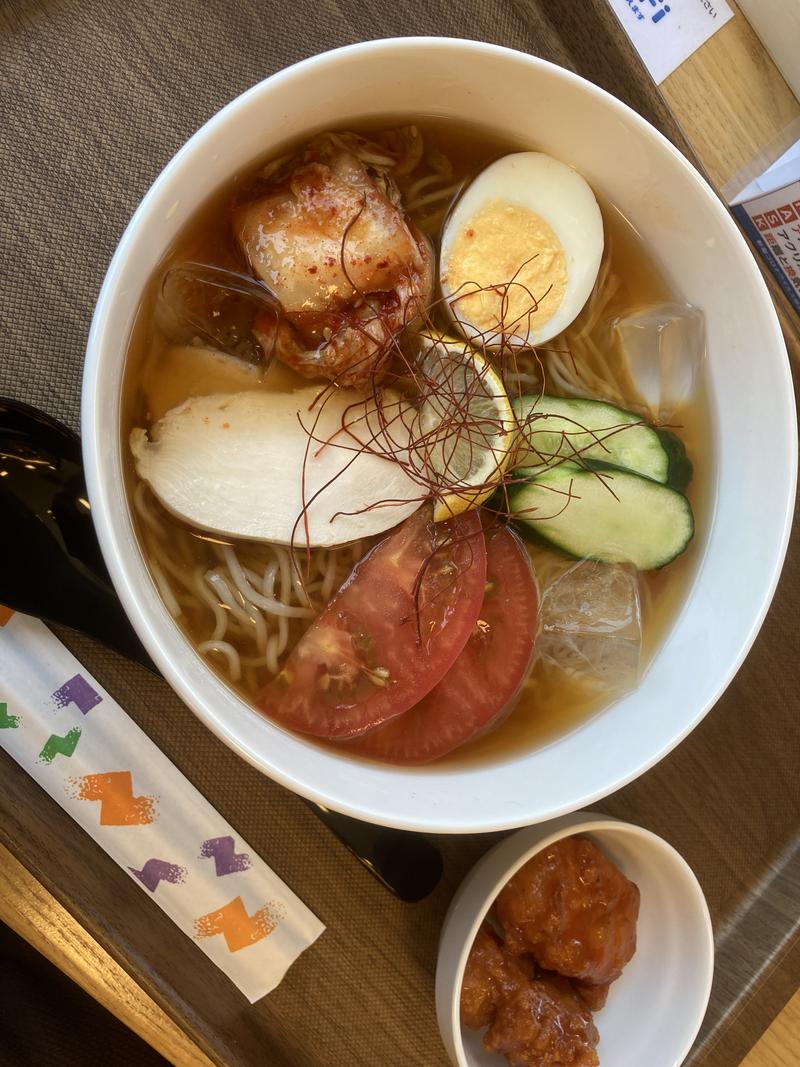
[{"left": 439, "top": 151, "right": 604, "bottom": 346}]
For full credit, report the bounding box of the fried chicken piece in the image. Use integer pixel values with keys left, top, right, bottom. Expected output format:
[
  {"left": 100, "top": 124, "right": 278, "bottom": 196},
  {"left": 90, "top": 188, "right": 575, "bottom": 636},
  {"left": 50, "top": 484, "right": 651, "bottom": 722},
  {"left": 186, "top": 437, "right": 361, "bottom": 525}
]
[
  {"left": 536, "top": 971, "right": 610, "bottom": 1012},
  {"left": 235, "top": 132, "right": 433, "bottom": 388},
  {"left": 484, "top": 974, "right": 600, "bottom": 1067},
  {"left": 496, "top": 835, "right": 640, "bottom": 986},
  {"left": 460, "top": 922, "right": 534, "bottom": 1029},
  {"left": 570, "top": 978, "right": 610, "bottom": 1012}
]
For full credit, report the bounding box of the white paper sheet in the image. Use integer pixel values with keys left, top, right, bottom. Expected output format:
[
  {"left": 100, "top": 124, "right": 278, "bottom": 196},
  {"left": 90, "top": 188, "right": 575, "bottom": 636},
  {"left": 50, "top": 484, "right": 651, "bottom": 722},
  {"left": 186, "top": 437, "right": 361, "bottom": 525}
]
[
  {"left": 0, "top": 610, "right": 324, "bottom": 1002},
  {"left": 605, "top": 0, "right": 734, "bottom": 84}
]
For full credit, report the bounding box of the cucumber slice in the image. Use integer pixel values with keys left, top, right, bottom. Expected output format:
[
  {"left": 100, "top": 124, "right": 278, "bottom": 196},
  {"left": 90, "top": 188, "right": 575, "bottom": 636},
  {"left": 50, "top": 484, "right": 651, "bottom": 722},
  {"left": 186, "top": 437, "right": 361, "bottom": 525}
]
[
  {"left": 509, "top": 464, "right": 694, "bottom": 569},
  {"left": 656, "top": 427, "right": 694, "bottom": 492},
  {"left": 513, "top": 395, "right": 672, "bottom": 484}
]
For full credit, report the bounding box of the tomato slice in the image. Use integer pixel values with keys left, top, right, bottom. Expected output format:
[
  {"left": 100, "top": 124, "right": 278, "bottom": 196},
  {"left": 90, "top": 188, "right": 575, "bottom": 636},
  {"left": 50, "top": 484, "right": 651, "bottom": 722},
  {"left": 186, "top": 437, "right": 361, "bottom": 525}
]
[
  {"left": 258, "top": 507, "right": 486, "bottom": 738},
  {"left": 349, "top": 526, "right": 538, "bottom": 763}
]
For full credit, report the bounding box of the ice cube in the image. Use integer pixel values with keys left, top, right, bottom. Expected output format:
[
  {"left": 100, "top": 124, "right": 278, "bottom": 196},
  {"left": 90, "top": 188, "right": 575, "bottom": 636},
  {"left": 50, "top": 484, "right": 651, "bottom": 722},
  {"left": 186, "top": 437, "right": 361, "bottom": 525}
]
[
  {"left": 613, "top": 303, "right": 705, "bottom": 421},
  {"left": 156, "top": 263, "right": 277, "bottom": 366},
  {"left": 537, "top": 561, "right": 642, "bottom": 696}
]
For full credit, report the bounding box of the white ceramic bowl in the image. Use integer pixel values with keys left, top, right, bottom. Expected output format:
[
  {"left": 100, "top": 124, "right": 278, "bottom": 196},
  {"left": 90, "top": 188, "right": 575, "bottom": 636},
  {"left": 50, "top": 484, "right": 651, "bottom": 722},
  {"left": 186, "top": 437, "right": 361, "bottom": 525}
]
[
  {"left": 83, "top": 38, "right": 796, "bottom": 832},
  {"left": 436, "top": 813, "right": 714, "bottom": 1067}
]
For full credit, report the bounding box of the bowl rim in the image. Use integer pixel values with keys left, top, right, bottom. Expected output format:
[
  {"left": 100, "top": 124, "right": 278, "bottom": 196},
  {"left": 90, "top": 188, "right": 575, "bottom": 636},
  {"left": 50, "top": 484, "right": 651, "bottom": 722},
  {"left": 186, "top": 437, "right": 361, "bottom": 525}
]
[
  {"left": 435, "top": 812, "right": 715, "bottom": 1067},
  {"left": 82, "top": 36, "right": 797, "bottom": 833}
]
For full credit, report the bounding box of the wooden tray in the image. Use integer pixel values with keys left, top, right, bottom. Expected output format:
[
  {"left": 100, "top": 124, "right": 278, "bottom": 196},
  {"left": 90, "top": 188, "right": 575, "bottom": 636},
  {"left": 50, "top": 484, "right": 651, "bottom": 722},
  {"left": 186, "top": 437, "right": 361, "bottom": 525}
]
[{"left": 1, "top": 1, "right": 798, "bottom": 1064}]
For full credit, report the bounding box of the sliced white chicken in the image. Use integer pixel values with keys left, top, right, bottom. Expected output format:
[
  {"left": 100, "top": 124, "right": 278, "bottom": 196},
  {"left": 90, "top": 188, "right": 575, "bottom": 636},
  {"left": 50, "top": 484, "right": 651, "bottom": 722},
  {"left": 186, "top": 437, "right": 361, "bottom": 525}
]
[{"left": 130, "top": 387, "right": 422, "bottom": 547}]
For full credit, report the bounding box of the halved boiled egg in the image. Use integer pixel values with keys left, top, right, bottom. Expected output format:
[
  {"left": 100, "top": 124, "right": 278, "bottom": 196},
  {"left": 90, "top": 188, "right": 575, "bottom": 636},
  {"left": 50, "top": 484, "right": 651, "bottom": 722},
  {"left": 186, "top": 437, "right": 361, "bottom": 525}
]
[{"left": 439, "top": 152, "right": 604, "bottom": 347}]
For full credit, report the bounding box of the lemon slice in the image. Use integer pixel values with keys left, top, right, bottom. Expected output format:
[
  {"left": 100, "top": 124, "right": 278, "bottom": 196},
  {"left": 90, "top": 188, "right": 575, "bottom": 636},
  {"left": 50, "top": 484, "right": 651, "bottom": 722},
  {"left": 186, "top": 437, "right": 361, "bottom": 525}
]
[{"left": 415, "top": 332, "right": 516, "bottom": 522}]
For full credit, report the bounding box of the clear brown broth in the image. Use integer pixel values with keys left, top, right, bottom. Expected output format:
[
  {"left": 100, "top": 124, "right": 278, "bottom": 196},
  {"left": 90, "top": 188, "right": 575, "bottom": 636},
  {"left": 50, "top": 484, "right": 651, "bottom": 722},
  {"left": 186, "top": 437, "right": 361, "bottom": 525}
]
[{"left": 121, "top": 119, "right": 712, "bottom": 767}]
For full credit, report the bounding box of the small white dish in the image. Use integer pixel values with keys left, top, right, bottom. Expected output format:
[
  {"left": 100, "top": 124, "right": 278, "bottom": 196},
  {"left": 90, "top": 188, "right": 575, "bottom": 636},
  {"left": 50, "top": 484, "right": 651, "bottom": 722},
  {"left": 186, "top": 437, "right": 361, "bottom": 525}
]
[{"left": 436, "top": 812, "right": 714, "bottom": 1067}]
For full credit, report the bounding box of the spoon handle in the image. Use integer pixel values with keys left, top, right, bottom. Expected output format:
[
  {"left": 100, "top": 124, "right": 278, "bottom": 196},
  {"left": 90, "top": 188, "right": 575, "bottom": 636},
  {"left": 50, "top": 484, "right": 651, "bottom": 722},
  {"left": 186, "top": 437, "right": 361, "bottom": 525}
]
[
  {"left": 307, "top": 803, "right": 443, "bottom": 903},
  {"left": 13, "top": 581, "right": 158, "bottom": 673}
]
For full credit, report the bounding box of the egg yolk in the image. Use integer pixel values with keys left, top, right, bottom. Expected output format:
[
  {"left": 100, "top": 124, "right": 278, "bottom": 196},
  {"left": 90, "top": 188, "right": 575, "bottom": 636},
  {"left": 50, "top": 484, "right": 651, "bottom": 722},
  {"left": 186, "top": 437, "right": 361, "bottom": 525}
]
[{"left": 443, "top": 200, "right": 568, "bottom": 341}]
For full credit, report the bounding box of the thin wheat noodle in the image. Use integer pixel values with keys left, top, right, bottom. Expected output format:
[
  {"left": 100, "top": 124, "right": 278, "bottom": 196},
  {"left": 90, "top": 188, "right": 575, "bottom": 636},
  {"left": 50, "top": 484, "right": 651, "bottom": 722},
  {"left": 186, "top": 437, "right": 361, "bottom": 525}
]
[
  {"left": 327, "top": 132, "right": 396, "bottom": 167},
  {"left": 176, "top": 528, "right": 201, "bottom": 568},
  {"left": 404, "top": 172, "right": 445, "bottom": 198},
  {"left": 276, "top": 548, "right": 292, "bottom": 605},
  {"left": 284, "top": 548, "right": 313, "bottom": 607},
  {"left": 197, "top": 640, "right": 242, "bottom": 681},
  {"left": 277, "top": 613, "right": 289, "bottom": 656},
  {"left": 263, "top": 562, "right": 279, "bottom": 599},
  {"left": 150, "top": 558, "right": 182, "bottom": 618},
  {"left": 321, "top": 550, "right": 340, "bottom": 602},
  {"left": 133, "top": 481, "right": 164, "bottom": 537},
  {"left": 404, "top": 176, "right": 460, "bottom": 215},
  {"left": 265, "top": 633, "right": 280, "bottom": 675},
  {"left": 252, "top": 601, "right": 268, "bottom": 656},
  {"left": 191, "top": 566, "right": 227, "bottom": 641},
  {"left": 143, "top": 532, "right": 200, "bottom": 596},
  {"left": 255, "top": 561, "right": 279, "bottom": 599},
  {"left": 419, "top": 206, "right": 449, "bottom": 232},
  {"left": 220, "top": 544, "right": 314, "bottom": 619},
  {"left": 205, "top": 571, "right": 258, "bottom": 629},
  {"left": 240, "top": 654, "right": 270, "bottom": 667},
  {"left": 544, "top": 249, "right": 653, "bottom": 413},
  {"left": 405, "top": 183, "right": 461, "bottom": 213},
  {"left": 240, "top": 561, "right": 278, "bottom": 601}
]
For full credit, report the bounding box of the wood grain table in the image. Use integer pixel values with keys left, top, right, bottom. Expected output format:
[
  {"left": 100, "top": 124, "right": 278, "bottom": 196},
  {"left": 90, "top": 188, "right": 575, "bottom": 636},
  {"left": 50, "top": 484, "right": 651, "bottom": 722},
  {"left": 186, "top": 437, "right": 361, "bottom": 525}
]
[{"left": 1, "top": 1, "right": 798, "bottom": 1065}]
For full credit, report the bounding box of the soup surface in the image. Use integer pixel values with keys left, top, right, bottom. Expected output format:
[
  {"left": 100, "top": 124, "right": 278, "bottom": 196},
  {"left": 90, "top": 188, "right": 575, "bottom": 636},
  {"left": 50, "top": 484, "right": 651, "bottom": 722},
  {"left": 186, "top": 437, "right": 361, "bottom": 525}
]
[{"left": 122, "top": 119, "right": 710, "bottom": 766}]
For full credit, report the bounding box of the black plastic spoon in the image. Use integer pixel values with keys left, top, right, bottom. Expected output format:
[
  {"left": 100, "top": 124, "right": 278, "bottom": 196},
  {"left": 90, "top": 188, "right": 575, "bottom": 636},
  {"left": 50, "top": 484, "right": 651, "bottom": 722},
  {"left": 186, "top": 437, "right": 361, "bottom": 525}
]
[
  {"left": 0, "top": 399, "right": 156, "bottom": 666},
  {"left": 0, "top": 397, "right": 443, "bottom": 902}
]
